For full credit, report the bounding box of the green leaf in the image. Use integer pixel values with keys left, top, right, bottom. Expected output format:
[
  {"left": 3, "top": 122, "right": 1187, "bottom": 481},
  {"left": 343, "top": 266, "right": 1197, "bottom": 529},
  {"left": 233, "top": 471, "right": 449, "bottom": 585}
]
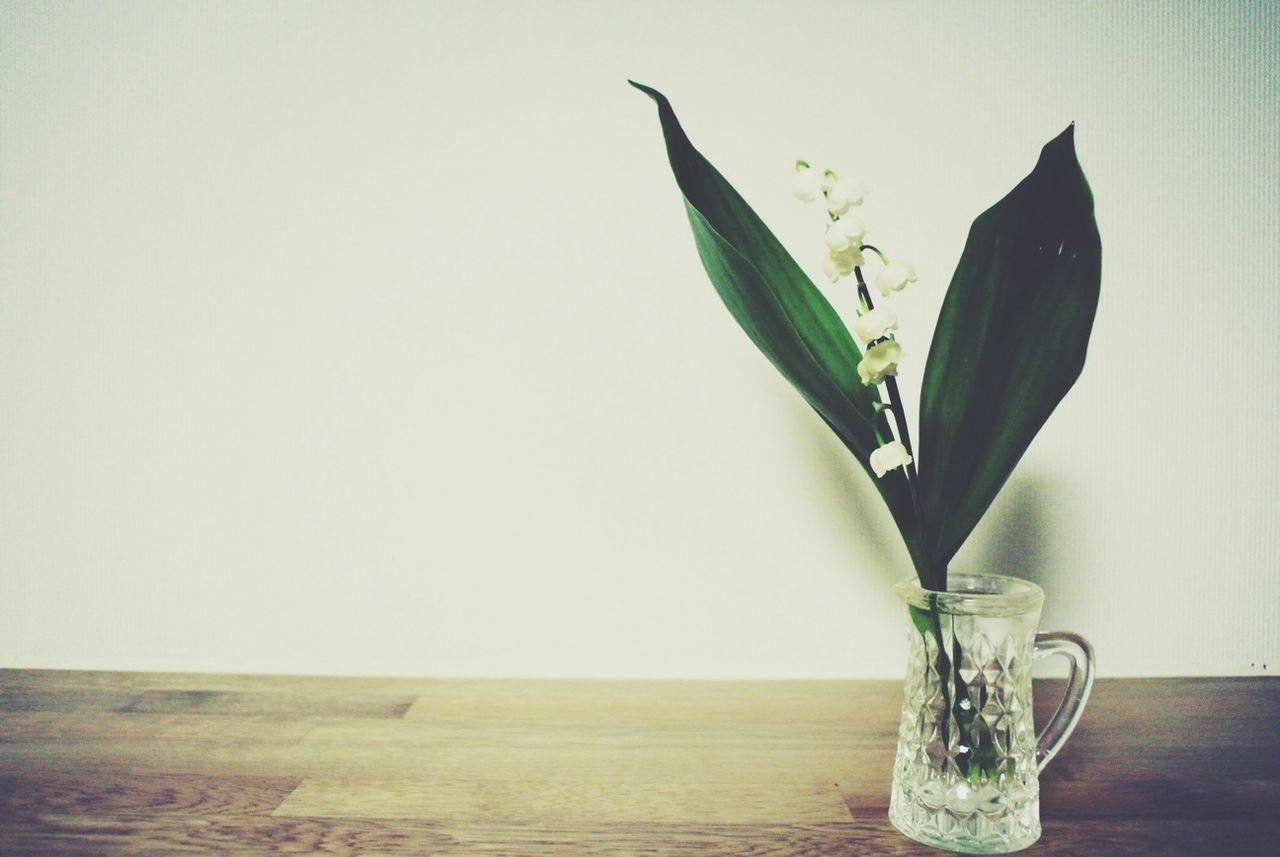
[
  {"left": 908, "top": 604, "right": 934, "bottom": 638},
  {"left": 630, "top": 81, "right": 928, "bottom": 577},
  {"left": 919, "top": 125, "right": 1102, "bottom": 572}
]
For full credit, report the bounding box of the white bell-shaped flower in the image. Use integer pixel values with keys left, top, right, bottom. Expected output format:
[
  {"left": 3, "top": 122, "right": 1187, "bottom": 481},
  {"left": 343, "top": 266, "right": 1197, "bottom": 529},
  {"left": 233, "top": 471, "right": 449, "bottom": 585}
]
[
  {"left": 839, "top": 217, "right": 867, "bottom": 243},
  {"left": 824, "top": 218, "right": 867, "bottom": 252},
  {"left": 876, "top": 260, "right": 917, "bottom": 297},
  {"left": 792, "top": 163, "right": 822, "bottom": 202},
  {"left": 825, "top": 246, "right": 864, "bottom": 278},
  {"left": 854, "top": 305, "right": 899, "bottom": 344},
  {"left": 857, "top": 339, "right": 902, "bottom": 385},
  {"left": 825, "top": 190, "right": 851, "bottom": 216},
  {"left": 822, "top": 255, "right": 841, "bottom": 283},
  {"left": 825, "top": 179, "right": 864, "bottom": 216},
  {"left": 830, "top": 252, "right": 855, "bottom": 277},
  {"left": 824, "top": 223, "right": 851, "bottom": 252},
  {"left": 870, "top": 440, "right": 913, "bottom": 478}
]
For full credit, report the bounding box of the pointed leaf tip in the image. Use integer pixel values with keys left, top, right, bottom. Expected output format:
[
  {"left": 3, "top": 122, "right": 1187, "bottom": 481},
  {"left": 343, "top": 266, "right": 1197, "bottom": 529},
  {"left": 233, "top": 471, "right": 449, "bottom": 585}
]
[
  {"left": 918, "top": 122, "right": 1101, "bottom": 569},
  {"left": 630, "top": 85, "right": 931, "bottom": 579},
  {"left": 1048, "top": 123, "right": 1076, "bottom": 151},
  {"left": 628, "top": 80, "right": 665, "bottom": 105}
]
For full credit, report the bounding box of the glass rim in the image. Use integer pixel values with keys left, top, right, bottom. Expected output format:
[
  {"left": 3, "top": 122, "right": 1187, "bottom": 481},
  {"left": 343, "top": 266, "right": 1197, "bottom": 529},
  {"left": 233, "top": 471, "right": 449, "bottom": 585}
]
[{"left": 893, "top": 572, "right": 1045, "bottom": 617}]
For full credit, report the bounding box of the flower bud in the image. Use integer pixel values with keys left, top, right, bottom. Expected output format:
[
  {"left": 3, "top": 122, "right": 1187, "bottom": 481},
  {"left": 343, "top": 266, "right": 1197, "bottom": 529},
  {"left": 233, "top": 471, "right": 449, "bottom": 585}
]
[
  {"left": 792, "top": 164, "right": 822, "bottom": 202},
  {"left": 830, "top": 178, "right": 863, "bottom": 207},
  {"left": 825, "top": 188, "right": 852, "bottom": 216}
]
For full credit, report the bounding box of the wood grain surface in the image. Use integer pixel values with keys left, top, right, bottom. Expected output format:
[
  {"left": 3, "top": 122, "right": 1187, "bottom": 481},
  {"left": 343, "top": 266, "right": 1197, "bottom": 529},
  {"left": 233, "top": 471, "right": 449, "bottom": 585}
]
[{"left": 1, "top": 671, "right": 1277, "bottom": 854}]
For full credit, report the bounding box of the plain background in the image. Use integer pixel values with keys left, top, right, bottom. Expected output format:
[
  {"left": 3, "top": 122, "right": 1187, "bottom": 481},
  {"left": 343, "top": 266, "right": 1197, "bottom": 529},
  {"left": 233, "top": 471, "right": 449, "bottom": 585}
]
[{"left": 2, "top": 1, "right": 1277, "bottom": 678}]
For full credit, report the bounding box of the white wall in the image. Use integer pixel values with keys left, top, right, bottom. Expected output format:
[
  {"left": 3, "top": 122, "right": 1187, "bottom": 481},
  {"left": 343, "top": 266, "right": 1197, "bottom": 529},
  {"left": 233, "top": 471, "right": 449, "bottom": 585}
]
[{"left": 2, "top": 1, "right": 1276, "bottom": 678}]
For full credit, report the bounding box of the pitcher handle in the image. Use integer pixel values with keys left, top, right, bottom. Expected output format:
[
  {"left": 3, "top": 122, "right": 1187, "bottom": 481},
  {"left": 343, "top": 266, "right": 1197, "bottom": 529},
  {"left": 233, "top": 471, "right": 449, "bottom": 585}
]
[{"left": 1032, "top": 631, "right": 1095, "bottom": 772}]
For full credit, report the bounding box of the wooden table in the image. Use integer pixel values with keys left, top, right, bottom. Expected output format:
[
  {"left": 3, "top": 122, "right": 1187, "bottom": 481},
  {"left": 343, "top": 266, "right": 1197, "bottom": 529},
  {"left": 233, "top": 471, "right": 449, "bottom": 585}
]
[{"left": 0, "top": 671, "right": 1276, "bottom": 854}]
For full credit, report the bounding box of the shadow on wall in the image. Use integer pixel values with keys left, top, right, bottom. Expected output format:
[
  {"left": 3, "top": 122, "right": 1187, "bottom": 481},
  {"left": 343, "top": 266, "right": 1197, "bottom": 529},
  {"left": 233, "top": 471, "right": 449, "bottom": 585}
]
[
  {"left": 790, "top": 400, "right": 914, "bottom": 588},
  {"left": 792, "top": 389, "right": 1064, "bottom": 595},
  {"left": 792, "top": 408, "right": 1081, "bottom": 679},
  {"left": 963, "top": 473, "right": 1081, "bottom": 677},
  {"left": 964, "top": 474, "right": 1057, "bottom": 591}
]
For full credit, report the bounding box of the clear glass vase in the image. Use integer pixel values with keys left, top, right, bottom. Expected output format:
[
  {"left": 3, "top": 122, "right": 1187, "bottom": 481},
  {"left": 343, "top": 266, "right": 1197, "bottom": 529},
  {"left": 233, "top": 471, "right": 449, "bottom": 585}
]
[{"left": 888, "top": 573, "right": 1094, "bottom": 853}]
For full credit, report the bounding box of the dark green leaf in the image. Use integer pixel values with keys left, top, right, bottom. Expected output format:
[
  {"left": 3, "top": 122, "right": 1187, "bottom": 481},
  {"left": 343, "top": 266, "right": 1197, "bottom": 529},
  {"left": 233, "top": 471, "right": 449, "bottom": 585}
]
[
  {"left": 919, "top": 125, "right": 1102, "bottom": 572},
  {"left": 630, "top": 81, "right": 928, "bottom": 576}
]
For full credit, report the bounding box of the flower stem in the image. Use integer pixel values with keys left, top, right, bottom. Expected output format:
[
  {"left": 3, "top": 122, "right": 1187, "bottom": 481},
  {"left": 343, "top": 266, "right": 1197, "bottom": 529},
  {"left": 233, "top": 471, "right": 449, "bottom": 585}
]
[
  {"left": 854, "top": 251, "right": 987, "bottom": 777},
  {"left": 926, "top": 596, "right": 954, "bottom": 759},
  {"left": 860, "top": 243, "right": 889, "bottom": 265},
  {"left": 853, "top": 264, "right": 929, "bottom": 580},
  {"left": 856, "top": 261, "right": 973, "bottom": 773}
]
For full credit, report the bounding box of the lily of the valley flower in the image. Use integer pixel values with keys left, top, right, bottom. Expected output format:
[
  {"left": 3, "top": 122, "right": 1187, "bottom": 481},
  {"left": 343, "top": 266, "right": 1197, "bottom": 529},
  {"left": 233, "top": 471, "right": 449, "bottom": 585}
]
[
  {"left": 824, "top": 217, "right": 867, "bottom": 252},
  {"left": 857, "top": 339, "right": 902, "bottom": 385},
  {"left": 876, "top": 260, "right": 917, "bottom": 297},
  {"left": 822, "top": 246, "right": 866, "bottom": 283},
  {"left": 792, "top": 161, "right": 822, "bottom": 202},
  {"left": 854, "top": 305, "right": 899, "bottom": 344},
  {"left": 870, "top": 440, "right": 913, "bottom": 478},
  {"left": 820, "top": 170, "right": 863, "bottom": 216}
]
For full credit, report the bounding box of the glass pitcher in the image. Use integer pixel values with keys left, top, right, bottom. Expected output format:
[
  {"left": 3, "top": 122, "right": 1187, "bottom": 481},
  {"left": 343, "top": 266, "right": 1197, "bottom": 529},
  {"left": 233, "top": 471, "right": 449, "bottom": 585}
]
[{"left": 888, "top": 573, "right": 1095, "bottom": 853}]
